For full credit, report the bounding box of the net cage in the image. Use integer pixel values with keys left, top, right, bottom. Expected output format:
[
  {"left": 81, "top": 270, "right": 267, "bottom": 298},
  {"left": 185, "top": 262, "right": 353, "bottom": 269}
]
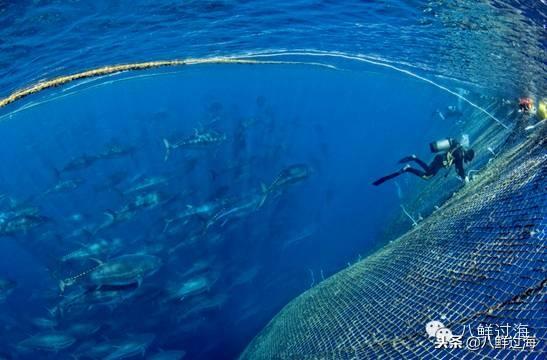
[{"left": 241, "top": 124, "right": 546, "bottom": 359}]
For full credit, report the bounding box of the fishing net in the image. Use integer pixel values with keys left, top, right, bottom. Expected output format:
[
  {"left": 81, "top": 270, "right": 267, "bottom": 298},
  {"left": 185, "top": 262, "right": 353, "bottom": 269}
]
[{"left": 241, "top": 129, "right": 546, "bottom": 359}]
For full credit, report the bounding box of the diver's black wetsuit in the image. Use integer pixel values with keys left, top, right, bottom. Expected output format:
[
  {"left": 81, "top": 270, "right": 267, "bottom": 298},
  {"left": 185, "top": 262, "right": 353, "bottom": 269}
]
[{"left": 372, "top": 142, "right": 467, "bottom": 186}]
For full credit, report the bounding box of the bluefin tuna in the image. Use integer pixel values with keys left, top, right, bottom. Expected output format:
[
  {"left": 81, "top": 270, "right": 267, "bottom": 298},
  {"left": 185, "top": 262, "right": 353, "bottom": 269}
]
[
  {"left": 162, "top": 128, "right": 226, "bottom": 161},
  {"left": 58, "top": 154, "right": 98, "bottom": 173},
  {"left": 17, "top": 332, "right": 75, "bottom": 352},
  {"left": 30, "top": 317, "right": 58, "bottom": 330},
  {"left": 96, "top": 191, "right": 174, "bottom": 234},
  {"left": 123, "top": 175, "right": 169, "bottom": 195},
  {"left": 259, "top": 164, "right": 311, "bottom": 207},
  {"left": 59, "top": 254, "right": 162, "bottom": 292},
  {"left": 65, "top": 322, "right": 101, "bottom": 338},
  {"left": 164, "top": 198, "right": 231, "bottom": 232},
  {"left": 205, "top": 193, "right": 262, "bottom": 230},
  {"left": 103, "top": 333, "right": 155, "bottom": 360},
  {"left": 167, "top": 274, "right": 217, "bottom": 302},
  {"left": 148, "top": 350, "right": 187, "bottom": 360},
  {"left": 60, "top": 238, "right": 122, "bottom": 263},
  {"left": 0, "top": 213, "right": 50, "bottom": 236},
  {"left": 88, "top": 254, "right": 162, "bottom": 287},
  {"left": 97, "top": 143, "right": 136, "bottom": 160},
  {"left": 42, "top": 178, "right": 84, "bottom": 197}
]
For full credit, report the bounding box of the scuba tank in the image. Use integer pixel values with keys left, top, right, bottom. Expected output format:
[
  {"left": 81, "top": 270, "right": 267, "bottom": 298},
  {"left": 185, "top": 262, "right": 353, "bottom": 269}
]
[{"left": 429, "top": 138, "right": 455, "bottom": 153}]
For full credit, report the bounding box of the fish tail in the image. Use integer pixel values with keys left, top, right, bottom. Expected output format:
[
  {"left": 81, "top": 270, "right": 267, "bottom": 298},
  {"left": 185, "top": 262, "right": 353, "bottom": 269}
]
[
  {"left": 45, "top": 306, "right": 57, "bottom": 318},
  {"left": 258, "top": 183, "right": 269, "bottom": 208},
  {"left": 52, "top": 167, "right": 61, "bottom": 180},
  {"left": 163, "top": 219, "right": 172, "bottom": 233},
  {"left": 58, "top": 279, "right": 67, "bottom": 293},
  {"left": 162, "top": 138, "right": 171, "bottom": 161}
]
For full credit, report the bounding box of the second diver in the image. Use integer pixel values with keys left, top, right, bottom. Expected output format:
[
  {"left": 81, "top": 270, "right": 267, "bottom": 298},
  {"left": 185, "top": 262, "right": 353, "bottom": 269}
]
[{"left": 372, "top": 138, "right": 475, "bottom": 186}]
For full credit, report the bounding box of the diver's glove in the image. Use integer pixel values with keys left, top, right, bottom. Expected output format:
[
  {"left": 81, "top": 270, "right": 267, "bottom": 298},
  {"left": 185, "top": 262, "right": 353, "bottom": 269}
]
[{"left": 464, "top": 176, "right": 470, "bottom": 184}]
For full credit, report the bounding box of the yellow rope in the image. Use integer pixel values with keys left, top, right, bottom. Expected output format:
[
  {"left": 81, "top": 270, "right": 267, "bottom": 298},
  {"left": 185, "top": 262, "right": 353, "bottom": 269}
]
[{"left": 0, "top": 57, "right": 330, "bottom": 109}]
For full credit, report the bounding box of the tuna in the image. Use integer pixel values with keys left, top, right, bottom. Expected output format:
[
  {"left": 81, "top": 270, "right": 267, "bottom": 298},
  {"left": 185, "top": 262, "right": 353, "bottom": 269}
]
[
  {"left": 17, "top": 332, "right": 75, "bottom": 352},
  {"left": 65, "top": 322, "right": 101, "bottom": 338},
  {"left": 60, "top": 238, "right": 122, "bottom": 263},
  {"left": 148, "top": 350, "right": 187, "bottom": 360},
  {"left": 205, "top": 194, "right": 261, "bottom": 230},
  {"left": 167, "top": 274, "right": 217, "bottom": 301},
  {"left": 164, "top": 198, "right": 231, "bottom": 232},
  {"left": 54, "top": 285, "right": 138, "bottom": 314},
  {"left": 103, "top": 333, "right": 155, "bottom": 360},
  {"left": 42, "top": 178, "right": 84, "bottom": 197},
  {"left": 57, "top": 144, "right": 134, "bottom": 175},
  {"left": 123, "top": 175, "right": 169, "bottom": 195},
  {"left": 97, "top": 143, "right": 135, "bottom": 160},
  {"left": 59, "top": 154, "right": 98, "bottom": 173},
  {"left": 162, "top": 128, "right": 227, "bottom": 161},
  {"left": 259, "top": 164, "right": 311, "bottom": 207},
  {"left": 88, "top": 254, "right": 163, "bottom": 287},
  {"left": 0, "top": 213, "right": 50, "bottom": 236},
  {"left": 59, "top": 254, "right": 161, "bottom": 292},
  {"left": 96, "top": 191, "right": 174, "bottom": 234},
  {"left": 30, "top": 317, "right": 58, "bottom": 330}
]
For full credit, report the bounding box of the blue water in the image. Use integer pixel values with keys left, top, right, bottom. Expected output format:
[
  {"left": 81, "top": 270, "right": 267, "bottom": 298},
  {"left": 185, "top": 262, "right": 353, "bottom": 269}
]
[{"left": 0, "top": 1, "right": 545, "bottom": 359}]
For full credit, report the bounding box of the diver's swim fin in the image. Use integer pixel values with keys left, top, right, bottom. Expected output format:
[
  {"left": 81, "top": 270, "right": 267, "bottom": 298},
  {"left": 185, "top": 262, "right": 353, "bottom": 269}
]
[{"left": 372, "top": 170, "right": 404, "bottom": 186}]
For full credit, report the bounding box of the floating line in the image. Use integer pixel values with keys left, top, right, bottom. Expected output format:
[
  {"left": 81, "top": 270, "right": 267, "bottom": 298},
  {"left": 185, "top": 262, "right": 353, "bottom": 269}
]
[{"left": 0, "top": 57, "right": 336, "bottom": 110}]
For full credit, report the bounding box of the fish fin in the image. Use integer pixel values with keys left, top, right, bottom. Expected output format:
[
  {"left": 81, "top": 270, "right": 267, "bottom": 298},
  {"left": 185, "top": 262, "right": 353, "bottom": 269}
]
[
  {"left": 257, "top": 194, "right": 268, "bottom": 208},
  {"left": 103, "top": 211, "right": 115, "bottom": 222},
  {"left": 162, "top": 138, "right": 171, "bottom": 161},
  {"left": 74, "top": 240, "right": 87, "bottom": 248},
  {"left": 111, "top": 187, "right": 125, "bottom": 199},
  {"left": 88, "top": 257, "right": 104, "bottom": 266}
]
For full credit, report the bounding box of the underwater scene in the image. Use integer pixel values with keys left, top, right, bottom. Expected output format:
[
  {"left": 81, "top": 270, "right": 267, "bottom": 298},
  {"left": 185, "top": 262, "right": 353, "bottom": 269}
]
[{"left": 0, "top": 1, "right": 545, "bottom": 360}]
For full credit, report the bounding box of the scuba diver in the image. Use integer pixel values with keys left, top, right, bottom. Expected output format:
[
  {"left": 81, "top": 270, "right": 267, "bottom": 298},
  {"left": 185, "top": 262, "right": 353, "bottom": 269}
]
[
  {"left": 372, "top": 138, "right": 475, "bottom": 186},
  {"left": 434, "top": 105, "right": 462, "bottom": 121}
]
